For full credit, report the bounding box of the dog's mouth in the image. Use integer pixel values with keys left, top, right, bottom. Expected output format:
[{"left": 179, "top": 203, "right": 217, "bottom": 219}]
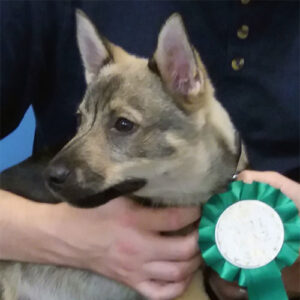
[{"left": 66, "top": 179, "right": 147, "bottom": 208}]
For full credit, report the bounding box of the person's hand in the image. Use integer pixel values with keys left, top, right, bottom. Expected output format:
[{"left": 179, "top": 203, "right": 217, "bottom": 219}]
[
  {"left": 238, "top": 170, "right": 300, "bottom": 209},
  {"left": 48, "top": 197, "right": 201, "bottom": 300},
  {"left": 0, "top": 191, "right": 201, "bottom": 300},
  {"left": 207, "top": 170, "right": 300, "bottom": 300}
]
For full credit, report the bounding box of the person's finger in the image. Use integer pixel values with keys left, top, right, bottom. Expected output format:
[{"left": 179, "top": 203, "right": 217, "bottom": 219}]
[
  {"left": 238, "top": 170, "right": 292, "bottom": 188},
  {"left": 143, "top": 254, "right": 202, "bottom": 282},
  {"left": 145, "top": 230, "right": 199, "bottom": 261},
  {"left": 138, "top": 275, "right": 193, "bottom": 300},
  {"left": 134, "top": 206, "right": 201, "bottom": 232},
  {"left": 237, "top": 170, "right": 300, "bottom": 209}
]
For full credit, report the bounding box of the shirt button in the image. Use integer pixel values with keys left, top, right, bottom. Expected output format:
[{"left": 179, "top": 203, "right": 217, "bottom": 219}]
[
  {"left": 241, "top": 0, "right": 251, "bottom": 4},
  {"left": 232, "top": 58, "right": 245, "bottom": 71},
  {"left": 237, "top": 25, "right": 249, "bottom": 39}
]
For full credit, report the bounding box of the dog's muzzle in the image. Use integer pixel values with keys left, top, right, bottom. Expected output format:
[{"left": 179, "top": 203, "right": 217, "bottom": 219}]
[
  {"left": 66, "top": 179, "right": 147, "bottom": 208},
  {"left": 45, "top": 163, "right": 146, "bottom": 207}
]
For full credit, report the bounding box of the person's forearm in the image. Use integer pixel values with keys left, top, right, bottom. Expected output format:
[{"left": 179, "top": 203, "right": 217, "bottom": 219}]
[
  {"left": 0, "top": 190, "right": 201, "bottom": 299},
  {"left": 0, "top": 189, "right": 63, "bottom": 265}
]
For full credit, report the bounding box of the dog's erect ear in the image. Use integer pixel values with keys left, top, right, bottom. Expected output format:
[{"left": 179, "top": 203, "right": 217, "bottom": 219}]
[
  {"left": 76, "top": 9, "right": 111, "bottom": 84},
  {"left": 153, "top": 14, "right": 204, "bottom": 98}
]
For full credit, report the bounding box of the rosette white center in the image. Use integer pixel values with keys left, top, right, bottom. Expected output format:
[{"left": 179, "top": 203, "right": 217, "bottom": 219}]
[{"left": 215, "top": 200, "right": 284, "bottom": 269}]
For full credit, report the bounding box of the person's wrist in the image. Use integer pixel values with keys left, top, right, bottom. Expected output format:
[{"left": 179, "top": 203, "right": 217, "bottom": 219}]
[
  {"left": 0, "top": 190, "right": 60, "bottom": 264},
  {"left": 18, "top": 200, "right": 70, "bottom": 266},
  {"left": 0, "top": 192, "right": 108, "bottom": 275},
  {"left": 40, "top": 202, "right": 112, "bottom": 276},
  {"left": 36, "top": 202, "right": 90, "bottom": 269}
]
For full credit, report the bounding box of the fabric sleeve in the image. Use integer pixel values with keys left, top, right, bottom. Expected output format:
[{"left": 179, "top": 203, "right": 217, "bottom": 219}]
[{"left": 0, "top": 1, "right": 37, "bottom": 139}]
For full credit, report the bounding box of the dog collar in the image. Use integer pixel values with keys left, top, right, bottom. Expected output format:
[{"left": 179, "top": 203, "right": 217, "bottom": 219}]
[{"left": 198, "top": 181, "right": 300, "bottom": 300}]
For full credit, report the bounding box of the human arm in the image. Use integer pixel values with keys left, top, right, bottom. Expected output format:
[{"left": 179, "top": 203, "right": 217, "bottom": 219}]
[
  {"left": 0, "top": 1, "right": 34, "bottom": 139},
  {"left": 0, "top": 189, "right": 201, "bottom": 300}
]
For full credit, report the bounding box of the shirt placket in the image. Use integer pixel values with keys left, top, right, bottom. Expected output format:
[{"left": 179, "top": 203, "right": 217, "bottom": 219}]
[{"left": 228, "top": 0, "right": 252, "bottom": 73}]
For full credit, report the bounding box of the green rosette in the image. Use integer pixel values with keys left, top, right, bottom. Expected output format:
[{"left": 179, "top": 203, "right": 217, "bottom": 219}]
[{"left": 198, "top": 181, "right": 300, "bottom": 300}]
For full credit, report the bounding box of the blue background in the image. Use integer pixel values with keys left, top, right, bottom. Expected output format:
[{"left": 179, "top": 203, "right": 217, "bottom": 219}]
[{"left": 0, "top": 106, "right": 35, "bottom": 172}]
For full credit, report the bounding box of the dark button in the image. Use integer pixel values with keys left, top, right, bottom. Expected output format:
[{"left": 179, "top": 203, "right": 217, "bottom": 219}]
[
  {"left": 232, "top": 58, "right": 245, "bottom": 71},
  {"left": 237, "top": 25, "right": 249, "bottom": 39}
]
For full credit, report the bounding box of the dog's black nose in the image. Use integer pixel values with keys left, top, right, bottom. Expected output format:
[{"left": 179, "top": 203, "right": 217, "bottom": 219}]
[{"left": 46, "top": 164, "right": 70, "bottom": 187}]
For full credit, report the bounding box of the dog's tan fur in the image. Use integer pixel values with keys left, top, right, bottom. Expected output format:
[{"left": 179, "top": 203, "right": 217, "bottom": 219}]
[{"left": 0, "top": 11, "right": 247, "bottom": 300}]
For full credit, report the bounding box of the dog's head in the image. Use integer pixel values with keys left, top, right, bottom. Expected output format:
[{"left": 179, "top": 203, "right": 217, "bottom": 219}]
[{"left": 45, "top": 10, "right": 246, "bottom": 207}]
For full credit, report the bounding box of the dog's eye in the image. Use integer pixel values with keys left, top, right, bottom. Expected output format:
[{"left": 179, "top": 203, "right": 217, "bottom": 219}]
[{"left": 114, "top": 117, "right": 135, "bottom": 132}]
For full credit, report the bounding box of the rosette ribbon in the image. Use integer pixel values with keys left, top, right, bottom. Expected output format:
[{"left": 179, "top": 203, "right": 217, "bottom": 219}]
[{"left": 198, "top": 181, "right": 300, "bottom": 300}]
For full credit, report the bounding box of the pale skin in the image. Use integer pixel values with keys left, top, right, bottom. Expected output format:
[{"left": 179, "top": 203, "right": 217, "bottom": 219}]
[
  {"left": 0, "top": 170, "right": 299, "bottom": 300},
  {"left": 0, "top": 189, "right": 201, "bottom": 300}
]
